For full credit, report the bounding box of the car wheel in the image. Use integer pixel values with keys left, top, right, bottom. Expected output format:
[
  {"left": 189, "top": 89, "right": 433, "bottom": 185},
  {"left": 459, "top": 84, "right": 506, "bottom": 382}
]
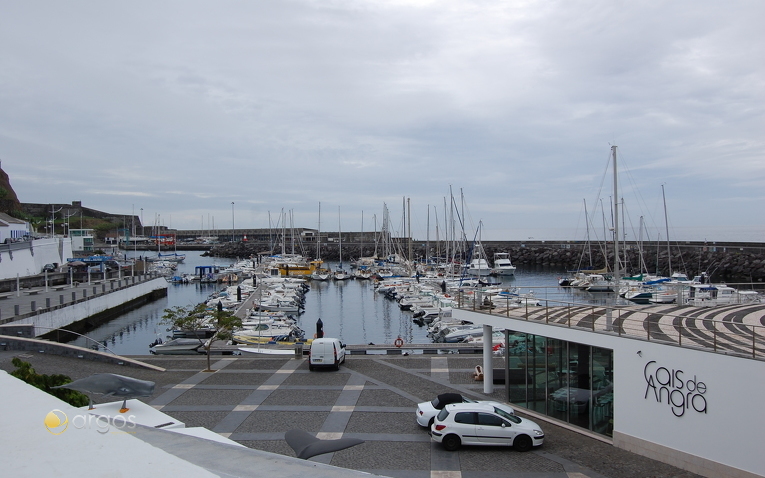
[
  {"left": 513, "top": 434, "right": 533, "bottom": 452},
  {"left": 308, "top": 364, "right": 314, "bottom": 371},
  {"left": 334, "top": 361, "right": 340, "bottom": 371},
  {"left": 428, "top": 417, "right": 435, "bottom": 429},
  {"left": 442, "top": 434, "right": 461, "bottom": 451}
]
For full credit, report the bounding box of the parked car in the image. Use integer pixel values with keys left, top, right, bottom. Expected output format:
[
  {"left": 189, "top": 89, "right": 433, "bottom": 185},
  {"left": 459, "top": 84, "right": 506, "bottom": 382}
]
[
  {"left": 42, "top": 263, "right": 57, "bottom": 273},
  {"left": 416, "top": 393, "right": 513, "bottom": 428},
  {"left": 308, "top": 338, "right": 346, "bottom": 371},
  {"left": 430, "top": 402, "right": 544, "bottom": 452}
]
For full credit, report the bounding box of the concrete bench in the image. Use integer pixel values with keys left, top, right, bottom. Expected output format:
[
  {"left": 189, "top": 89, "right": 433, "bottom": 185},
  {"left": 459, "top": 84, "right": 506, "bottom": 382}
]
[
  {"left": 53, "top": 286, "right": 67, "bottom": 291},
  {"left": 0, "top": 293, "right": 11, "bottom": 300},
  {"left": 23, "top": 289, "right": 42, "bottom": 296}
]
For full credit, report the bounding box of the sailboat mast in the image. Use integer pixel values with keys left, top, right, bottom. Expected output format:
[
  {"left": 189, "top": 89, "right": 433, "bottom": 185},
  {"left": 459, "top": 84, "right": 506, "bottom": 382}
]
[
  {"left": 426, "top": 204, "right": 430, "bottom": 266},
  {"left": 612, "top": 145, "right": 620, "bottom": 281},
  {"left": 407, "top": 197, "right": 412, "bottom": 265},
  {"left": 584, "top": 199, "right": 592, "bottom": 268},
  {"left": 662, "top": 184, "right": 672, "bottom": 274},
  {"left": 338, "top": 206, "right": 342, "bottom": 267},
  {"left": 316, "top": 202, "right": 321, "bottom": 259}
]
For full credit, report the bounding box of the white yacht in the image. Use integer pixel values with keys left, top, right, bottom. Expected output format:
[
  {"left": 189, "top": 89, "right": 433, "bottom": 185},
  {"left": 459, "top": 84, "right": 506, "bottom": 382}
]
[{"left": 492, "top": 252, "right": 516, "bottom": 276}]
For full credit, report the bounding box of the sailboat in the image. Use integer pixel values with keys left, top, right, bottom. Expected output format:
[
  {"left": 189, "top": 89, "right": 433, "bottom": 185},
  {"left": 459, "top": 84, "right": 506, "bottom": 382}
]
[
  {"left": 466, "top": 222, "right": 492, "bottom": 277},
  {"left": 310, "top": 202, "right": 331, "bottom": 281},
  {"left": 334, "top": 206, "right": 351, "bottom": 280}
]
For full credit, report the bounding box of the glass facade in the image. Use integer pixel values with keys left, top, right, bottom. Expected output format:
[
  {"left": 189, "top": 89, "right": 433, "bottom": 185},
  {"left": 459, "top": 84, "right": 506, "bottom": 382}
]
[{"left": 504, "top": 330, "right": 613, "bottom": 437}]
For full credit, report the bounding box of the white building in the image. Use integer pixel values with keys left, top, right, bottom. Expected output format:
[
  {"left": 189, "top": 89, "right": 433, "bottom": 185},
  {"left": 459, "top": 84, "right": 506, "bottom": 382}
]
[
  {"left": 0, "top": 212, "right": 30, "bottom": 242},
  {"left": 456, "top": 301, "right": 764, "bottom": 478}
]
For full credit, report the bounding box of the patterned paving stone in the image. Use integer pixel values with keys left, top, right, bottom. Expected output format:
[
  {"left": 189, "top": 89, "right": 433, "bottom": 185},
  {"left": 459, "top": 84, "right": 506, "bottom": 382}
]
[
  {"left": 457, "top": 446, "right": 565, "bottom": 473},
  {"left": 224, "top": 358, "right": 291, "bottom": 370},
  {"left": 345, "top": 412, "right": 421, "bottom": 434},
  {"left": 330, "top": 441, "right": 431, "bottom": 470},
  {"left": 199, "top": 370, "right": 270, "bottom": 386},
  {"left": 381, "top": 357, "right": 431, "bottom": 369},
  {"left": 235, "top": 410, "right": 330, "bottom": 433},
  {"left": 281, "top": 371, "right": 352, "bottom": 386},
  {"left": 355, "top": 388, "right": 418, "bottom": 408},
  {"left": 167, "top": 388, "right": 253, "bottom": 406},
  {"left": 261, "top": 388, "right": 342, "bottom": 406}
]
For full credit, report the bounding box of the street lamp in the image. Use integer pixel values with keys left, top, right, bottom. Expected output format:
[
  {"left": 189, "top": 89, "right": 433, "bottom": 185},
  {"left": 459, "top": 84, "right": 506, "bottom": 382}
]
[{"left": 231, "top": 202, "right": 235, "bottom": 243}]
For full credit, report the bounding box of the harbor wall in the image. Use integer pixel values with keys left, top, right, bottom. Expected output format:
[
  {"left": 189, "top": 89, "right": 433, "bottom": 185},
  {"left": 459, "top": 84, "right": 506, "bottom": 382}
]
[
  {"left": 0, "top": 237, "right": 73, "bottom": 280},
  {"left": 454, "top": 308, "right": 764, "bottom": 478},
  {"left": 205, "top": 240, "right": 765, "bottom": 283},
  {"left": 7, "top": 277, "right": 167, "bottom": 338}
]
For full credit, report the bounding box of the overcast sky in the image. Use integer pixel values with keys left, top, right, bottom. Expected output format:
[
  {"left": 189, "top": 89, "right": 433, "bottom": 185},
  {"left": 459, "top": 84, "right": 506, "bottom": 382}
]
[{"left": 1, "top": 1, "right": 763, "bottom": 242}]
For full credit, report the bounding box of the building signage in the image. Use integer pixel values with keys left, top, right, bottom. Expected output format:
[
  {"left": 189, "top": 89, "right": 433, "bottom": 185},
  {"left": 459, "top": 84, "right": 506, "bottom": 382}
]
[{"left": 644, "top": 360, "right": 707, "bottom": 417}]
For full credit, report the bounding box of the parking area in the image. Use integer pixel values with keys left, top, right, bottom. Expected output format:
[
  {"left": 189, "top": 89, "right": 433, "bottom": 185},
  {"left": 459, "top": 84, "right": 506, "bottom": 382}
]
[{"left": 0, "top": 352, "right": 700, "bottom": 478}]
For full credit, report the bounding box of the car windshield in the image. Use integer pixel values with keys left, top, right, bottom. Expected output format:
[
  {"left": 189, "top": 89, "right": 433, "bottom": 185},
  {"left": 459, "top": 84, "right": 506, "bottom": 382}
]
[{"left": 494, "top": 406, "right": 521, "bottom": 423}]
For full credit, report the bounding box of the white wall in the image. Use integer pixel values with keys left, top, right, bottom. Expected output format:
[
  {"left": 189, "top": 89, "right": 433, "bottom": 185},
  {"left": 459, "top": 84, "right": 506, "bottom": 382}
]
[
  {"left": 23, "top": 277, "right": 167, "bottom": 336},
  {"left": 614, "top": 341, "right": 763, "bottom": 477},
  {"left": 454, "top": 309, "right": 765, "bottom": 478},
  {"left": 0, "top": 237, "right": 73, "bottom": 279}
]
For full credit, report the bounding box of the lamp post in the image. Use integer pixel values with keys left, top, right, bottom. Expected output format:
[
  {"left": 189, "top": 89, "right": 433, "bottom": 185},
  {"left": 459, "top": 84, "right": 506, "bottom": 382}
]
[
  {"left": 140, "top": 208, "right": 144, "bottom": 236},
  {"left": 50, "top": 205, "right": 62, "bottom": 237},
  {"left": 231, "top": 202, "right": 235, "bottom": 243}
]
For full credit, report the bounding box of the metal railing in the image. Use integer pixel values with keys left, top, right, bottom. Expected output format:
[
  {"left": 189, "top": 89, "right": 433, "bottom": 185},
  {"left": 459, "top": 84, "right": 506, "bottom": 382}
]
[{"left": 455, "top": 290, "right": 764, "bottom": 360}]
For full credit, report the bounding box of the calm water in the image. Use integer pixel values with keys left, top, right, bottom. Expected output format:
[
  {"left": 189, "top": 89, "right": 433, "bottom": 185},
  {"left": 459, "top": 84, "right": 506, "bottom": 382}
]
[{"left": 67, "top": 251, "right": 618, "bottom": 355}]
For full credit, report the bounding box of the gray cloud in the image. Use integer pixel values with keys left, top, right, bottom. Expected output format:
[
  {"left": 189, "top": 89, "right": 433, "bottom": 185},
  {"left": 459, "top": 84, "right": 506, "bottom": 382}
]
[{"left": 1, "top": 0, "right": 762, "bottom": 241}]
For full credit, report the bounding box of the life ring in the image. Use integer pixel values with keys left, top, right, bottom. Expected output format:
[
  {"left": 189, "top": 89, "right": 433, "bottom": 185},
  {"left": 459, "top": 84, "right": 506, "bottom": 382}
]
[
  {"left": 394, "top": 337, "right": 404, "bottom": 348},
  {"left": 444, "top": 294, "right": 450, "bottom": 298}
]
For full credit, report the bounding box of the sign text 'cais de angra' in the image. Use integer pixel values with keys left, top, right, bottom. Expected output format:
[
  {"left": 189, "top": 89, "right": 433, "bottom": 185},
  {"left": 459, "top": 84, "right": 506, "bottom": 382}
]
[{"left": 644, "top": 360, "right": 707, "bottom": 417}]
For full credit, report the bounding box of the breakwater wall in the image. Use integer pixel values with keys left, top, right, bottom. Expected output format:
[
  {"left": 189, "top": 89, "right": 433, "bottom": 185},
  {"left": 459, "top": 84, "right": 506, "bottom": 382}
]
[{"left": 207, "top": 240, "right": 765, "bottom": 283}]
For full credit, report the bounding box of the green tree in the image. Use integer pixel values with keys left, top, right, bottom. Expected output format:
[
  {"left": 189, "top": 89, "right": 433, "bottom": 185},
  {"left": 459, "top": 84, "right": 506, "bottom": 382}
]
[
  {"left": 161, "top": 302, "right": 242, "bottom": 371},
  {"left": 10, "top": 358, "right": 89, "bottom": 407}
]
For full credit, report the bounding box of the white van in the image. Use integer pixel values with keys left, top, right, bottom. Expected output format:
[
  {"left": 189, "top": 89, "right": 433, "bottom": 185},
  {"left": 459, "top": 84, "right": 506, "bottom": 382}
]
[{"left": 308, "top": 338, "right": 346, "bottom": 371}]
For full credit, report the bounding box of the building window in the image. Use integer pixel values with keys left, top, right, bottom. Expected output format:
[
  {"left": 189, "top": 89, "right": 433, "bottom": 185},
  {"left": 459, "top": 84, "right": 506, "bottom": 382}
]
[{"left": 504, "top": 331, "right": 613, "bottom": 437}]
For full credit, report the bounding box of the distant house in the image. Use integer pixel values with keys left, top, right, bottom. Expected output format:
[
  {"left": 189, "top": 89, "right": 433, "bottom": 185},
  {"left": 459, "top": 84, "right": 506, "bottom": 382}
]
[{"left": 0, "top": 212, "right": 30, "bottom": 242}]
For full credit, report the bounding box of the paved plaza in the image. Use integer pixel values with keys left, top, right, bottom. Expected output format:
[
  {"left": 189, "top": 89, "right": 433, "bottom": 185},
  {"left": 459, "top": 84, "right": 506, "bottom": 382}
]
[{"left": 0, "top": 351, "right": 702, "bottom": 478}]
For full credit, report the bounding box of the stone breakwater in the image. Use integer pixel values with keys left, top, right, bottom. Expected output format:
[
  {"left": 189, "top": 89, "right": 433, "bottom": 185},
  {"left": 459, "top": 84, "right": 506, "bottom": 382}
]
[{"left": 207, "top": 241, "right": 765, "bottom": 283}]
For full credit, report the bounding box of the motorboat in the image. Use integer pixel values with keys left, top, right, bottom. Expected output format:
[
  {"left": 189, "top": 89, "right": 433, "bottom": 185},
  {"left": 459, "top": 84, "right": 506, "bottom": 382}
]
[
  {"left": 149, "top": 338, "right": 206, "bottom": 355},
  {"left": 467, "top": 258, "right": 492, "bottom": 276},
  {"left": 492, "top": 252, "right": 516, "bottom": 276}
]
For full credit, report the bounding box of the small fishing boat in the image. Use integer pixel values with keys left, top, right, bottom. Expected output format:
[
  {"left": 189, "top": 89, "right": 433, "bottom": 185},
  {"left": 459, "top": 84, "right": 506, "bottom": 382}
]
[{"left": 149, "top": 338, "right": 206, "bottom": 355}]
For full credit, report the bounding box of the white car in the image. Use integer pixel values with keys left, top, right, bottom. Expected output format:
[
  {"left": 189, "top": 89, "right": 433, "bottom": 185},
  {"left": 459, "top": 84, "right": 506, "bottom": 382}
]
[
  {"left": 430, "top": 402, "right": 544, "bottom": 452},
  {"left": 416, "top": 393, "right": 512, "bottom": 428}
]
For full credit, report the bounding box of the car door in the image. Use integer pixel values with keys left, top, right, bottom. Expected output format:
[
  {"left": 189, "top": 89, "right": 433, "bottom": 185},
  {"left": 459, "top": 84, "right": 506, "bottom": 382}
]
[
  {"left": 452, "top": 412, "right": 479, "bottom": 445},
  {"left": 476, "top": 412, "right": 516, "bottom": 445}
]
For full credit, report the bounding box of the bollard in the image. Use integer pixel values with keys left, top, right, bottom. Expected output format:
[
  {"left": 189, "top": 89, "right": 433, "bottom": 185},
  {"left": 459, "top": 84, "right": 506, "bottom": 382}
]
[
  {"left": 93, "top": 286, "right": 97, "bottom": 295},
  {"left": 46, "top": 298, "right": 51, "bottom": 308},
  {"left": 294, "top": 343, "right": 304, "bottom": 359},
  {"left": 14, "top": 305, "right": 19, "bottom": 315},
  {"left": 60, "top": 295, "right": 64, "bottom": 305},
  {"left": 83, "top": 290, "right": 87, "bottom": 299},
  {"left": 72, "top": 292, "right": 76, "bottom": 302},
  {"left": 31, "top": 300, "right": 36, "bottom": 312},
  {"left": 102, "top": 284, "right": 106, "bottom": 293},
  {"left": 111, "top": 282, "right": 114, "bottom": 290}
]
